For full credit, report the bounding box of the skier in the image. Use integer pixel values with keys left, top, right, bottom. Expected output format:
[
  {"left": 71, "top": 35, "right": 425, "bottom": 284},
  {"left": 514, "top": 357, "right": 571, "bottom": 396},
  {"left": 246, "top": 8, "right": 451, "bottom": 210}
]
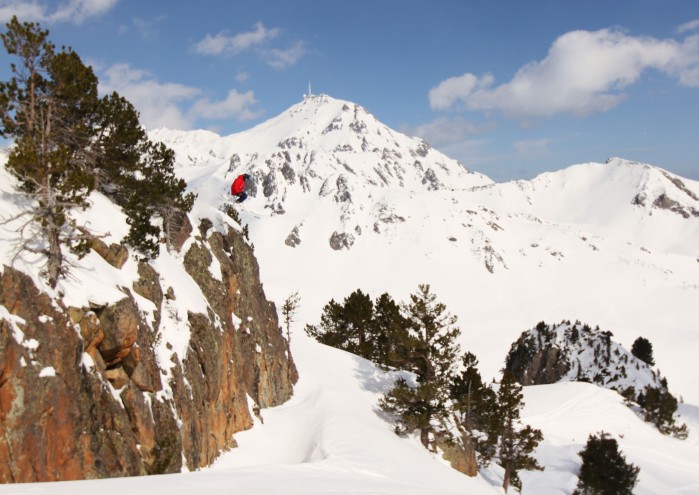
[{"left": 231, "top": 173, "right": 250, "bottom": 203}]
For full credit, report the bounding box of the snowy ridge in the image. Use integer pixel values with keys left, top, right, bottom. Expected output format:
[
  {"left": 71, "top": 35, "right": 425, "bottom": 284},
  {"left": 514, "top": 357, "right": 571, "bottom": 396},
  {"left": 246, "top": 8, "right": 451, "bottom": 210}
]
[{"left": 469, "top": 158, "right": 699, "bottom": 255}]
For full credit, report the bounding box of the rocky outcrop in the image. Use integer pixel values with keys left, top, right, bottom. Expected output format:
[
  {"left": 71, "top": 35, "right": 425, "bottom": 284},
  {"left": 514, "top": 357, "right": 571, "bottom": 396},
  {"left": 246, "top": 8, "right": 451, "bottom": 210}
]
[
  {"left": 329, "top": 231, "right": 355, "bottom": 250},
  {"left": 0, "top": 220, "right": 297, "bottom": 483},
  {"left": 90, "top": 238, "right": 129, "bottom": 268},
  {"left": 439, "top": 435, "right": 477, "bottom": 477},
  {"left": 504, "top": 321, "right": 665, "bottom": 394},
  {"left": 285, "top": 225, "right": 302, "bottom": 247},
  {"left": 0, "top": 267, "right": 147, "bottom": 482}
]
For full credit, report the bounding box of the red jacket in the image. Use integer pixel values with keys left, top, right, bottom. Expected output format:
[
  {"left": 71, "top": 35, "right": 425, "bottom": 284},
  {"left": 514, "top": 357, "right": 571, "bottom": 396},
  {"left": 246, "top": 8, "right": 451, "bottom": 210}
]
[{"left": 231, "top": 175, "right": 246, "bottom": 195}]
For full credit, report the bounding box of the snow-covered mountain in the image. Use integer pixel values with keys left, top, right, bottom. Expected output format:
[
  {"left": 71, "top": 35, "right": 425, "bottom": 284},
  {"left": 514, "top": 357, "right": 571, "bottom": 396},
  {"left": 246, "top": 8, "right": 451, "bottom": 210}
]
[
  {"left": 152, "top": 93, "right": 699, "bottom": 402},
  {"left": 3, "top": 93, "right": 699, "bottom": 494},
  {"left": 150, "top": 94, "right": 491, "bottom": 248},
  {"left": 150, "top": 94, "right": 699, "bottom": 493}
]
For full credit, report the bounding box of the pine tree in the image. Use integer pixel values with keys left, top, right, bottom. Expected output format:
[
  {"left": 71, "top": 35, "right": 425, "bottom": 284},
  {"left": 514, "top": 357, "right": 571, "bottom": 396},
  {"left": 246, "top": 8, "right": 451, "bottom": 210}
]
[
  {"left": 305, "top": 298, "right": 347, "bottom": 349},
  {"left": 1, "top": 17, "right": 196, "bottom": 281},
  {"left": 1, "top": 17, "right": 99, "bottom": 287},
  {"left": 449, "top": 351, "right": 498, "bottom": 472},
  {"left": 495, "top": 371, "right": 543, "bottom": 493},
  {"left": 281, "top": 291, "right": 301, "bottom": 344},
  {"left": 574, "top": 432, "right": 639, "bottom": 495},
  {"left": 370, "top": 292, "right": 411, "bottom": 368},
  {"left": 93, "top": 91, "right": 147, "bottom": 197},
  {"left": 637, "top": 385, "right": 688, "bottom": 439},
  {"left": 380, "top": 284, "right": 461, "bottom": 451},
  {"left": 304, "top": 289, "right": 374, "bottom": 358},
  {"left": 342, "top": 289, "right": 374, "bottom": 358},
  {"left": 630, "top": 336, "right": 655, "bottom": 366},
  {"left": 450, "top": 352, "right": 493, "bottom": 432},
  {"left": 281, "top": 291, "right": 300, "bottom": 383},
  {"left": 122, "top": 141, "right": 195, "bottom": 258}
]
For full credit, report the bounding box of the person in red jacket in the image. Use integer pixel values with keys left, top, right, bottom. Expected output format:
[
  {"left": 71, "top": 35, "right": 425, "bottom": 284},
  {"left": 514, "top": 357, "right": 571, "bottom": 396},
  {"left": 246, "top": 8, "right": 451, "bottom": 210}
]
[{"left": 231, "top": 173, "right": 250, "bottom": 203}]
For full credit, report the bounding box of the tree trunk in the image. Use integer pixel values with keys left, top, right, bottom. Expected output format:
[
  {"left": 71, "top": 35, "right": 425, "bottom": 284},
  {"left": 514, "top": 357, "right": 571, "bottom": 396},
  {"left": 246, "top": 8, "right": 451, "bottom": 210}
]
[
  {"left": 503, "top": 466, "right": 511, "bottom": 493},
  {"left": 463, "top": 435, "right": 477, "bottom": 477},
  {"left": 46, "top": 222, "right": 62, "bottom": 288},
  {"left": 44, "top": 178, "right": 63, "bottom": 289},
  {"left": 420, "top": 427, "right": 430, "bottom": 450}
]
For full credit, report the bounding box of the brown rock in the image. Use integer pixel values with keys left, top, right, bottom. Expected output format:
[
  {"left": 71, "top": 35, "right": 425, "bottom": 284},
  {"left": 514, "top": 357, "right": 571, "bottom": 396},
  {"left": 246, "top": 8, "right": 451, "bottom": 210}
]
[
  {"left": 121, "top": 384, "right": 157, "bottom": 471},
  {"left": 0, "top": 218, "right": 297, "bottom": 481},
  {"left": 522, "top": 347, "right": 570, "bottom": 386},
  {"left": 90, "top": 238, "right": 129, "bottom": 269},
  {"left": 167, "top": 210, "right": 193, "bottom": 253},
  {"left": 0, "top": 267, "right": 146, "bottom": 482},
  {"left": 97, "top": 298, "right": 139, "bottom": 366},
  {"left": 128, "top": 361, "right": 159, "bottom": 393},
  {"left": 105, "top": 367, "right": 130, "bottom": 389},
  {"left": 69, "top": 308, "right": 104, "bottom": 353},
  {"left": 132, "top": 262, "right": 163, "bottom": 308},
  {"left": 440, "top": 434, "right": 478, "bottom": 477}
]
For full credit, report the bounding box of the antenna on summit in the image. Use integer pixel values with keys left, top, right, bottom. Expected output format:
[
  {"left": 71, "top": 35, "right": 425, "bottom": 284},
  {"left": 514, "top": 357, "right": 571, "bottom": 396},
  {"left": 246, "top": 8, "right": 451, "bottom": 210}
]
[{"left": 308, "top": 81, "right": 313, "bottom": 97}]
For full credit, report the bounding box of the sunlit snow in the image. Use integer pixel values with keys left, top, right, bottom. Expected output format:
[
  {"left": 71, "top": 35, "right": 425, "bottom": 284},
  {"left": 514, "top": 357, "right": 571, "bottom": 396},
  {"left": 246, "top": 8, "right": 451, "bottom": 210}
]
[{"left": 1, "top": 95, "right": 698, "bottom": 494}]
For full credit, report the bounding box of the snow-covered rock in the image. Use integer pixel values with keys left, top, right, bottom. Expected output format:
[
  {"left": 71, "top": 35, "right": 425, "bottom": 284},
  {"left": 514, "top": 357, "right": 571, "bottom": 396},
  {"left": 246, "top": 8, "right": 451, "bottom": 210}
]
[{"left": 505, "top": 320, "right": 666, "bottom": 395}]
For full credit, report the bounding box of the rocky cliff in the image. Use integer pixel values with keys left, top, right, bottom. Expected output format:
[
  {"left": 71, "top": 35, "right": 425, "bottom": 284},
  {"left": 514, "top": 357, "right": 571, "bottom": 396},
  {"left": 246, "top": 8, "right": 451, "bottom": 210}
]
[{"left": 0, "top": 216, "right": 297, "bottom": 482}]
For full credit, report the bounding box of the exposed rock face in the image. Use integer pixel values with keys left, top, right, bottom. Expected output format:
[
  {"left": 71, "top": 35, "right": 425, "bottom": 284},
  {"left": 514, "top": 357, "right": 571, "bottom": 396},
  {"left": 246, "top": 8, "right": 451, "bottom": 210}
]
[
  {"left": 329, "top": 231, "right": 355, "bottom": 250},
  {"left": 90, "top": 238, "right": 129, "bottom": 268},
  {"left": 439, "top": 435, "right": 477, "bottom": 477},
  {"left": 0, "top": 221, "right": 297, "bottom": 483},
  {"left": 0, "top": 267, "right": 146, "bottom": 482},
  {"left": 285, "top": 225, "right": 302, "bottom": 247}
]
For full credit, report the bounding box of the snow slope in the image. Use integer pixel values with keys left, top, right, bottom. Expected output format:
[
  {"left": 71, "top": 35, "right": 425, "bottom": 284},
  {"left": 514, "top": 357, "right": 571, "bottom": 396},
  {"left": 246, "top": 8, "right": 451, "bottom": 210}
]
[
  {"left": 1, "top": 93, "right": 698, "bottom": 493},
  {"left": 2, "top": 334, "right": 698, "bottom": 495}
]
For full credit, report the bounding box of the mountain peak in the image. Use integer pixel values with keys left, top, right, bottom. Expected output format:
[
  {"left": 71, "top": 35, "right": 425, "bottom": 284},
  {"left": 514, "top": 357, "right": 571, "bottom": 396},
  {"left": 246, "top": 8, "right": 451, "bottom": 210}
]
[{"left": 154, "top": 94, "right": 492, "bottom": 218}]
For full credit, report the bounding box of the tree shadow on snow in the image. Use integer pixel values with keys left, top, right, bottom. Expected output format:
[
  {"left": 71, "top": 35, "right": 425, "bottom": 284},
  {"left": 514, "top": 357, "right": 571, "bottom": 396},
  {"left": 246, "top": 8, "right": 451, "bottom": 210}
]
[{"left": 350, "top": 353, "right": 415, "bottom": 423}]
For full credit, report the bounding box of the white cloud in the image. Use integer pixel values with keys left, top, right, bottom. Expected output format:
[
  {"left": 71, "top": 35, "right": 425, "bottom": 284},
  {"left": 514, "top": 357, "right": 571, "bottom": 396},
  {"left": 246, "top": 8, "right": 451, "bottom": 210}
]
[
  {"left": 235, "top": 72, "right": 251, "bottom": 84},
  {"left": 674, "top": 34, "right": 699, "bottom": 85},
  {"left": 0, "top": 0, "right": 117, "bottom": 24},
  {"left": 193, "top": 21, "right": 280, "bottom": 56},
  {"left": 403, "top": 116, "right": 494, "bottom": 147},
  {"left": 190, "top": 89, "right": 262, "bottom": 121},
  {"left": 0, "top": 1, "right": 43, "bottom": 21},
  {"left": 430, "top": 28, "right": 699, "bottom": 120},
  {"left": 100, "top": 63, "right": 198, "bottom": 129},
  {"left": 265, "top": 40, "right": 306, "bottom": 70},
  {"left": 438, "top": 139, "right": 493, "bottom": 167},
  {"left": 678, "top": 19, "right": 699, "bottom": 34},
  {"left": 514, "top": 138, "right": 553, "bottom": 157},
  {"left": 117, "top": 15, "right": 166, "bottom": 39},
  {"left": 429, "top": 73, "right": 493, "bottom": 110},
  {"left": 99, "top": 63, "right": 261, "bottom": 130},
  {"left": 193, "top": 21, "right": 305, "bottom": 70}
]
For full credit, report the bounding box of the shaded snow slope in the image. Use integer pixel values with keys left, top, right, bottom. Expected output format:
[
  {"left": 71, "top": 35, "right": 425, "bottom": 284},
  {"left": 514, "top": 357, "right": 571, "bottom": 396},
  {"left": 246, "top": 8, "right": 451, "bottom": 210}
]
[{"left": 521, "top": 382, "right": 699, "bottom": 495}]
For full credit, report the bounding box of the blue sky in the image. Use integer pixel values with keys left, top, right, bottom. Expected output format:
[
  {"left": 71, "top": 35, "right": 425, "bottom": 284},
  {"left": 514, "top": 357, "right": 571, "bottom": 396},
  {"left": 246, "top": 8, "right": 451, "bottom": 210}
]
[{"left": 2, "top": 0, "right": 699, "bottom": 181}]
